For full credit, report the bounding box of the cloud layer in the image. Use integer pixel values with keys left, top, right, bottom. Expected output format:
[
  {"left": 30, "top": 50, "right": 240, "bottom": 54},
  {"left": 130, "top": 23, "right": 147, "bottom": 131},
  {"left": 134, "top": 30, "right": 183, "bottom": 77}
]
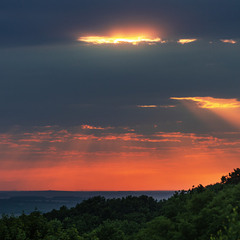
[{"left": 1, "top": 125, "right": 240, "bottom": 190}]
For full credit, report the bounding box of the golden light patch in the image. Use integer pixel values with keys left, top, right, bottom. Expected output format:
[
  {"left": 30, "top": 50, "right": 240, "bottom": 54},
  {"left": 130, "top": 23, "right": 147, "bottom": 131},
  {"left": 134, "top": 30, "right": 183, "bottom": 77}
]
[
  {"left": 177, "top": 39, "right": 197, "bottom": 44},
  {"left": 78, "top": 36, "right": 162, "bottom": 45},
  {"left": 171, "top": 97, "right": 240, "bottom": 109}
]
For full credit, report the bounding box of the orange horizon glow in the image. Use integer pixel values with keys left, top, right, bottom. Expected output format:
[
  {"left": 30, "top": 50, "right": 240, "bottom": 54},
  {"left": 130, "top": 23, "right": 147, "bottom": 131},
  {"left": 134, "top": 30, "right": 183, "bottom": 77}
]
[
  {"left": 0, "top": 143, "right": 234, "bottom": 191},
  {"left": 0, "top": 158, "right": 228, "bottom": 191},
  {"left": 0, "top": 125, "right": 240, "bottom": 190}
]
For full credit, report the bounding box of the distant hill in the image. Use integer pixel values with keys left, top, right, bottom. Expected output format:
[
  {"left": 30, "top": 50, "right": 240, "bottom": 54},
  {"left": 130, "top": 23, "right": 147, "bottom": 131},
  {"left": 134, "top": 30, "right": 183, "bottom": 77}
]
[{"left": 0, "top": 191, "right": 173, "bottom": 215}]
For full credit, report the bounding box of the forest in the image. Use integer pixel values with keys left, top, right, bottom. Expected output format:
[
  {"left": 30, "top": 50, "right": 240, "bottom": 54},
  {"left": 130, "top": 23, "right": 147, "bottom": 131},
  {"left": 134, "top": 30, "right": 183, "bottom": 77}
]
[{"left": 1, "top": 169, "right": 240, "bottom": 240}]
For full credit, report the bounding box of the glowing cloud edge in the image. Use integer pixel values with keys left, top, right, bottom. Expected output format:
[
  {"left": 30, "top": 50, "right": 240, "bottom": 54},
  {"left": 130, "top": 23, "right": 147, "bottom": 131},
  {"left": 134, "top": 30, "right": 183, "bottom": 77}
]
[
  {"left": 77, "top": 35, "right": 240, "bottom": 46},
  {"left": 177, "top": 39, "right": 198, "bottom": 44},
  {"left": 78, "top": 36, "right": 163, "bottom": 45},
  {"left": 220, "top": 39, "right": 237, "bottom": 44},
  {"left": 171, "top": 97, "right": 240, "bottom": 109}
]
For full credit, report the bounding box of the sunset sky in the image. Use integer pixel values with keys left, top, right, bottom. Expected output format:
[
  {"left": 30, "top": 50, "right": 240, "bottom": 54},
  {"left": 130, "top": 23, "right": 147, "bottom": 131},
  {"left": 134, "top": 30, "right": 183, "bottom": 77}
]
[{"left": 1, "top": 0, "right": 240, "bottom": 190}]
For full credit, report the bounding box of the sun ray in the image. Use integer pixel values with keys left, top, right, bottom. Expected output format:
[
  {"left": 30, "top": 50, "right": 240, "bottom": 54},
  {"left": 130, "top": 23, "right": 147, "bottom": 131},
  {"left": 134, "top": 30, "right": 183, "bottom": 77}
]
[{"left": 171, "top": 96, "right": 240, "bottom": 129}]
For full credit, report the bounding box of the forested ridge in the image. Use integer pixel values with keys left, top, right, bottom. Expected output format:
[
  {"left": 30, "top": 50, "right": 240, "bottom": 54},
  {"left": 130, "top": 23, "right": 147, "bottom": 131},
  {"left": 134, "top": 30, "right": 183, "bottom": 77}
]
[{"left": 1, "top": 169, "right": 240, "bottom": 240}]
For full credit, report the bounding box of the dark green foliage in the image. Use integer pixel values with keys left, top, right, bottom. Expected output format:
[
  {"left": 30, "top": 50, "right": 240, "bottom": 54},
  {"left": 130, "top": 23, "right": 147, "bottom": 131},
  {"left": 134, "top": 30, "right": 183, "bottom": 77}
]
[
  {"left": 2, "top": 169, "right": 240, "bottom": 240},
  {"left": 135, "top": 216, "right": 176, "bottom": 240},
  {"left": 44, "top": 195, "right": 160, "bottom": 235}
]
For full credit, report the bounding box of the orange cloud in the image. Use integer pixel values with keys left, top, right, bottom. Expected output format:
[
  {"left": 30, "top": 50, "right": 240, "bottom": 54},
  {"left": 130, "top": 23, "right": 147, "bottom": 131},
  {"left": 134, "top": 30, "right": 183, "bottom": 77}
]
[
  {"left": 137, "top": 105, "right": 158, "bottom": 108},
  {"left": 81, "top": 124, "right": 105, "bottom": 130},
  {"left": 220, "top": 39, "right": 237, "bottom": 44},
  {"left": 81, "top": 124, "right": 114, "bottom": 130},
  {"left": 177, "top": 39, "right": 197, "bottom": 44},
  {"left": 137, "top": 105, "right": 175, "bottom": 108}
]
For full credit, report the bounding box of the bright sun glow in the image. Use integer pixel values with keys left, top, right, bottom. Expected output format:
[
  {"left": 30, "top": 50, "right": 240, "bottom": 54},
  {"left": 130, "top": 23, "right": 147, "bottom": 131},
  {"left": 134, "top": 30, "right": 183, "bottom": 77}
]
[{"left": 78, "top": 36, "right": 162, "bottom": 45}]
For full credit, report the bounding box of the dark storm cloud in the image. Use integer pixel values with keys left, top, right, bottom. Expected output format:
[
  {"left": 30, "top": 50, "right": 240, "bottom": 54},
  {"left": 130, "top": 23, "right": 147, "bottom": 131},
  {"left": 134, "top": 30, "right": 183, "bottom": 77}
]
[
  {"left": 0, "top": 42, "right": 240, "bottom": 131},
  {"left": 1, "top": 0, "right": 240, "bottom": 133},
  {"left": 1, "top": 0, "right": 240, "bottom": 47}
]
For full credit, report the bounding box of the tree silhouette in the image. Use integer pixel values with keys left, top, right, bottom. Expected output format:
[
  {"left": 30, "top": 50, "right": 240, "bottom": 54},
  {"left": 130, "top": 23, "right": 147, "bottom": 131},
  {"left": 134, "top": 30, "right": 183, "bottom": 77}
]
[{"left": 221, "top": 168, "right": 240, "bottom": 185}]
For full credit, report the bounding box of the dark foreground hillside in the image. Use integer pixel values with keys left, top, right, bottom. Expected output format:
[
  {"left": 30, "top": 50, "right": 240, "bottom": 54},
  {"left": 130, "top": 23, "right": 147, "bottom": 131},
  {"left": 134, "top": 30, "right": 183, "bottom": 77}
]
[{"left": 1, "top": 169, "right": 240, "bottom": 240}]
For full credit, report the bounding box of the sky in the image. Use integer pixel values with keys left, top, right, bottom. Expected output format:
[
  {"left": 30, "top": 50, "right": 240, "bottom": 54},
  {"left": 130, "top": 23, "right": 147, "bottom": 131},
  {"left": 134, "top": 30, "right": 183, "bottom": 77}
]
[{"left": 1, "top": 0, "right": 240, "bottom": 190}]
